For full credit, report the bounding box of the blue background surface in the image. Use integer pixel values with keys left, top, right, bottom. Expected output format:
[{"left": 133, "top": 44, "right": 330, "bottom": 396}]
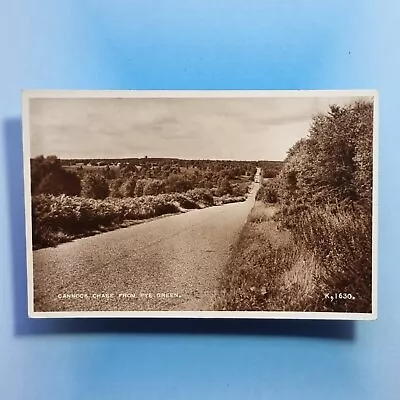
[{"left": 1, "top": 1, "right": 399, "bottom": 399}]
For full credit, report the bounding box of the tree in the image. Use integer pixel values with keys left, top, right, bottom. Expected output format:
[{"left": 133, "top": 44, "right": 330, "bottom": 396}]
[
  {"left": 104, "top": 165, "right": 116, "bottom": 180},
  {"left": 36, "top": 170, "right": 81, "bottom": 196},
  {"left": 31, "top": 155, "right": 81, "bottom": 196},
  {"left": 351, "top": 102, "right": 374, "bottom": 205},
  {"left": 109, "top": 178, "right": 123, "bottom": 198},
  {"left": 81, "top": 173, "right": 109, "bottom": 199},
  {"left": 120, "top": 163, "right": 138, "bottom": 177},
  {"left": 276, "top": 100, "right": 373, "bottom": 207},
  {"left": 216, "top": 177, "right": 232, "bottom": 196},
  {"left": 165, "top": 173, "right": 193, "bottom": 193},
  {"left": 134, "top": 179, "right": 146, "bottom": 197},
  {"left": 120, "top": 177, "right": 137, "bottom": 197},
  {"left": 143, "top": 179, "right": 165, "bottom": 195}
]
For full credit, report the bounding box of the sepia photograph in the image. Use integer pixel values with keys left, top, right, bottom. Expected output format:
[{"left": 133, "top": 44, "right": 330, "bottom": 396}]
[{"left": 22, "top": 90, "right": 377, "bottom": 319}]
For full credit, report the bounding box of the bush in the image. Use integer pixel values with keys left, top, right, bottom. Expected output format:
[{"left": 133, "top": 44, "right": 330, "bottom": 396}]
[
  {"left": 267, "top": 100, "right": 374, "bottom": 312},
  {"left": 152, "top": 200, "right": 180, "bottom": 216},
  {"left": 174, "top": 195, "right": 199, "bottom": 210},
  {"left": 31, "top": 190, "right": 216, "bottom": 249},
  {"left": 257, "top": 180, "right": 279, "bottom": 204},
  {"left": 143, "top": 179, "right": 165, "bottom": 196},
  {"left": 134, "top": 179, "right": 146, "bottom": 197},
  {"left": 119, "top": 177, "right": 136, "bottom": 197},
  {"left": 31, "top": 156, "right": 81, "bottom": 196},
  {"left": 214, "top": 177, "right": 232, "bottom": 196},
  {"left": 276, "top": 101, "right": 373, "bottom": 208},
  {"left": 81, "top": 174, "right": 109, "bottom": 199},
  {"left": 185, "top": 188, "right": 214, "bottom": 205},
  {"left": 262, "top": 168, "right": 280, "bottom": 178},
  {"left": 165, "top": 173, "right": 193, "bottom": 193}
]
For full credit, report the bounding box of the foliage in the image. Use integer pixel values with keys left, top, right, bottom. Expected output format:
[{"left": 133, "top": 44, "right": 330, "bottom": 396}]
[
  {"left": 214, "top": 177, "right": 232, "bottom": 196},
  {"left": 30, "top": 156, "right": 263, "bottom": 250},
  {"left": 262, "top": 169, "right": 280, "bottom": 179},
  {"left": 143, "top": 179, "right": 165, "bottom": 196},
  {"left": 36, "top": 157, "right": 266, "bottom": 201},
  {"left": 31, "top": 155, "right": 81, "bottom": 196},
  {"left": 256, "top": 179, "right": 279, "bottom": 204},
  {"left": 165, "top": 173, "right": 194, "bottom": 193},
  {"left": 277, "top": 101, "right": 373, "bottom": 208},
  {"left": 272, "top": 100, "right": 374, "bottom": 312},
  {"left": 185, "top": 188, "right": 214, "bottom": 205},
  {"left": 81, "top": 173, "right": 109, "bottom": 199},
  {"left": 219, "top": 100, "right": 374, "bottom": 313},
  {"left": 109, "top": 178, "right": 124, "bottom": 198},
  {"left": 119, "top": 177, "right": 136, "bottom": 197},
  {"left": 134, "top": 179, "right": 146, "bottom": 197},
  {"left": 31, "top": 188, "right": 235, "bottom": 249},
  {"left": 283, "top": 205, "right": 372, "bottom": 312}
]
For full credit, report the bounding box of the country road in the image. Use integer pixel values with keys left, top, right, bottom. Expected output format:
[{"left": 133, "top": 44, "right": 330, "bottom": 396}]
[{"left": 33, "top": 169, "right": 262, "bottom": 312}]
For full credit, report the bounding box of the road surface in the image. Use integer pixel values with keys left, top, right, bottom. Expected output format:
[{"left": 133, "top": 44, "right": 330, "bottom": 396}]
[{"left": 33, "top": 169, "right": 261, "bottom": 312}]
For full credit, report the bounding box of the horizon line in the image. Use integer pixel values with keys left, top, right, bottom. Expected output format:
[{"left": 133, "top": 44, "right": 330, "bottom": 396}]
[{"left": 30, "top": 155, "right": 285, "bottom": 162}]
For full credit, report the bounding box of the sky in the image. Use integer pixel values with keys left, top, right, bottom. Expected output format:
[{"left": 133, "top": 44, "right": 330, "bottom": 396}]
[{"left": 29, "top": 94, "right": 372, "bottom": 161}]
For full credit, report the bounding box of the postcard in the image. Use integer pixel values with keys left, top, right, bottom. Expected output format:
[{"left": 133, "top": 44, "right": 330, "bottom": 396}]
[{"left": 22, "top": 90, "right": 378, "bottom": 319}]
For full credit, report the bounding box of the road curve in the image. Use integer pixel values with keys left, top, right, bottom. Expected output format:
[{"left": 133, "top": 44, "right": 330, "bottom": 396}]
[{"left": 33, "top": 173, "right": 261, "bottom": 312}]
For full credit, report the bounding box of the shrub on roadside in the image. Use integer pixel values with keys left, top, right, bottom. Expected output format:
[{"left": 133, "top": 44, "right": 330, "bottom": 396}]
[
  {"left": 185, "top": 188, "right": 214, "bottom": 206},
  {"left": 257, "top": 180, "right": 279, "bottom": 204},
  {"left": 276, "top": 101, "right": 373, "bottom": 208},
  {"left": 219, "top": 100, "right": 374, "bottom": 313},
  {"left": 32, "top": 188, "right": 237, "bottom": 249},
  {"left": 272, "top": 100, "right": 374, "bottom": 312}
]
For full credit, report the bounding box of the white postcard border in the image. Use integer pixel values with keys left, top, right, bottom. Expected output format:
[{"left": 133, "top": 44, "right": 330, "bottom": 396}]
[{"left": 22, "top": 89, "right": 379, "bottom": 320}]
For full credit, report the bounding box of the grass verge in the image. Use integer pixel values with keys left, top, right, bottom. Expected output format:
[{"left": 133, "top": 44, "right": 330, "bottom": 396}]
[{"left": 216, "top": 201, "right": 371, "bottom": 313}]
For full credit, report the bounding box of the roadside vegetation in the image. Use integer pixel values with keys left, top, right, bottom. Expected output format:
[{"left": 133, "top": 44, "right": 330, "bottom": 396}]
[
  {"left": 217, "top": 100, "right": 373, "bottom": 313},
  {"left": 31, "top": 157, "right": 279, "bottom": 249}
]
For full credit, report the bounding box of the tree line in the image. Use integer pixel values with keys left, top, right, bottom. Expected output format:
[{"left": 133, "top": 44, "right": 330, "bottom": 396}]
[{"left": 30, "top": 156, "right": 262, "bottom": 200}]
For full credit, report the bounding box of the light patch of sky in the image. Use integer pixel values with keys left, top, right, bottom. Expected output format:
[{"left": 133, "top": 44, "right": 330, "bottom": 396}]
[{"left": 30, "top": 95, "right": 371, "bottom": 161}]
